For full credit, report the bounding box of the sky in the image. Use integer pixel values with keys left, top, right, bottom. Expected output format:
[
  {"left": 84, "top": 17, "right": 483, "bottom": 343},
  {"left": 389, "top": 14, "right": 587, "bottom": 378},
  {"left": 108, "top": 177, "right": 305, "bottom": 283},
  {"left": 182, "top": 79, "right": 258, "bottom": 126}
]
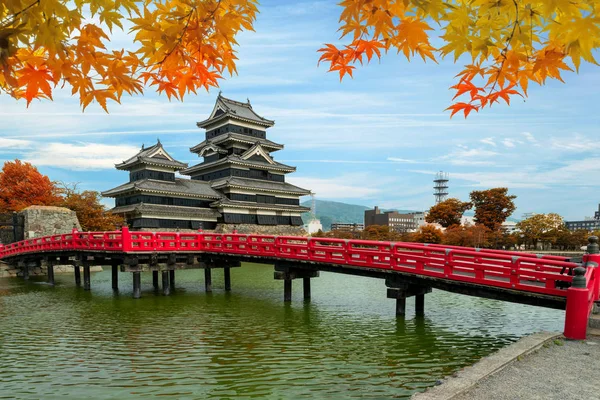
[{"left": 1, "top": 0, "right": 599, "bottom": 221}]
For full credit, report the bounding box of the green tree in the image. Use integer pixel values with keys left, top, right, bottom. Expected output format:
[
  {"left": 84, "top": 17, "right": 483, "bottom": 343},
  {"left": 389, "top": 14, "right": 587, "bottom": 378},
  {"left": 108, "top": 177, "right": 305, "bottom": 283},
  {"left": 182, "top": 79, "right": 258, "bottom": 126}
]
[
  {"left": 426, "top": 198, "right": 472, "bottom": 228},
  {"left": 469, "top": 188, "right": 516, "bottom": 231}
]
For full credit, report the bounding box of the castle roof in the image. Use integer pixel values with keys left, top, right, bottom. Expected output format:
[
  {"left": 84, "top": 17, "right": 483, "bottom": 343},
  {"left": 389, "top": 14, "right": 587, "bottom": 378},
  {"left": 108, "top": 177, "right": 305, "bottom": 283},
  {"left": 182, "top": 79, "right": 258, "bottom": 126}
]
[
  {"left": 116, "top": 141, "right": 188, "bottom": 171},
  {"left": 180, "top": 155, "right": 296, "bottom": 175},
  {"left": 190, "top": 133, "right": 283, "bottom": 154},
  {"left": 196, "top": 93, "right": 275, "bottom": 129},
  {"left": 101, "top": 178, "right": 222, "bottom": 199},
  {"left": 109, "top": 203, "right": 221, "bottom": 219},
  {"left": 210, "top": 177, "right": 311, "bottom": 196},
  {"left": 210, "top": 197, "right": 311, "bottom": 213}
]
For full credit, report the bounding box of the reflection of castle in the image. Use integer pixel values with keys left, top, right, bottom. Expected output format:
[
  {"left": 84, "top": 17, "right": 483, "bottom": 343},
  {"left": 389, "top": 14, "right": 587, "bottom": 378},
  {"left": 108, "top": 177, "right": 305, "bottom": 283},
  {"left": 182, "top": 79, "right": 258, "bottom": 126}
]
[{"left": 102, "top": 94, "right": 311, "bottom": 232}]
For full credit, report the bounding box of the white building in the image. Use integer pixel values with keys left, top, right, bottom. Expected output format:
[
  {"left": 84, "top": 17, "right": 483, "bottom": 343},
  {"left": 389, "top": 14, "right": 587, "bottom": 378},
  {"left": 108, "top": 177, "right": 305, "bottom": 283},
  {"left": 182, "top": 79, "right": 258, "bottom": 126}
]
[{"left": 305, "top": 219, "right": 323, "bottom": 234}]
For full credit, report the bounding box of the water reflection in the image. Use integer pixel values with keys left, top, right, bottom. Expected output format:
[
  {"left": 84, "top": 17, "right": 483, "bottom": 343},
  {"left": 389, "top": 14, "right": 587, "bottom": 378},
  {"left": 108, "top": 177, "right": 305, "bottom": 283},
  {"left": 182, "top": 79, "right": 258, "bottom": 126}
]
[{"left": 0, "top": 262, "right": 563, "bottom": 399}]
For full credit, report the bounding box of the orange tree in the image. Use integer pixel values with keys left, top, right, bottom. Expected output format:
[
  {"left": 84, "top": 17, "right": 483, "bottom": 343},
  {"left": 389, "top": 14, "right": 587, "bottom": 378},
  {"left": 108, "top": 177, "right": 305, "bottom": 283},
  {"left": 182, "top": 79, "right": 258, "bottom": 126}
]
[
  {"left": 1, "top": 1, "right": 598, "bottom": 114},
  {"left": 411, "top": 224, "right": 443, "bottom": 244},
  {"left": 0, "top": 160, "right": 61, "bottom": 212},
  {"left": 469, "top": 188, "right": 516, "bottom": 231},
  {"left": 59, "top": 184, "right": 124, "bottom": 231},
  {"left": 425, "top": 198, "right": 472, "bottom": 228}
]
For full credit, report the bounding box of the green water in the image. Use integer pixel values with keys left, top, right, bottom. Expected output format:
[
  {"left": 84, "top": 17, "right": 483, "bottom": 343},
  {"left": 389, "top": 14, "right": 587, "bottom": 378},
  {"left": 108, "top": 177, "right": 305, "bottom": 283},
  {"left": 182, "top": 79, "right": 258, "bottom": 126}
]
[{"left": 0, "top": 262, "right": 563, "bottom": 399}]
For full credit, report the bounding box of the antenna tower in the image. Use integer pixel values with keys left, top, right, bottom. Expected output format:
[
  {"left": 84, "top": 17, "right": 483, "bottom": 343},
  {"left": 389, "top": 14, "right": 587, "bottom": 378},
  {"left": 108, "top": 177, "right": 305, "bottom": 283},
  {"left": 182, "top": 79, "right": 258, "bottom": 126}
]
[{"left": 434, "top": 171, "right": 449, "bottom": 204}]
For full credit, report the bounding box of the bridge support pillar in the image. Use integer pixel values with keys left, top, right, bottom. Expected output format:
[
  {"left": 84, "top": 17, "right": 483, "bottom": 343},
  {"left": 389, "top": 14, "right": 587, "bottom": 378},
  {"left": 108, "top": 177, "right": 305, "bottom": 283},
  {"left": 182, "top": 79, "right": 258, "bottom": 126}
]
[
  {"left": 386, "top": 279, "right": 432, "bottom": 317},
  {"left": 47, "top": 261, "right": 55, "bottom": 286},
  {"left": 111, "top": 263, "right": 119, "bottom": 291},
  {"left": 274, "top": 263, "right": 319, "bottom": 302},
  {"left": 205, "top": 268, "right": 212, "bottom": 292},
  {"left": 169, "top": 270, "right": 175, "bottom": 290},
  {"left": 83, "top": 264, "right": 91, "bottom": 291},
  {"left": 284, "top": 279, "right": 292, "bottom": 302},
  {"left": 303, "top": 277, "right": 311, "bottom": 301},
  {"left": 224, "top": 267, "right": 231, "bottom": 291},
  {"left": 415, "top": 294, "right": 425, "bottom": 316},
  {"left": 162, "top": 271, "right": 170, "bottom": 296},
  {"left": 132, "top": 272, "right": 141, "bottom": 299},
  {"left": 152, "top": 271, "right": 159, "bottom": 290},
  {"left": 74, "top": 265, "right": 81, "bottom": 287}
]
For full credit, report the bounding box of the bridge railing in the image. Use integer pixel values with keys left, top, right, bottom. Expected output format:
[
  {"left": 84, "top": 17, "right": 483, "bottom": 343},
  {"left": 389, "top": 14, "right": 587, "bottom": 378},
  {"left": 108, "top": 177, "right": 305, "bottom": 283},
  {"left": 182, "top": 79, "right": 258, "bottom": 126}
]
[{"left": 0, "top": 227, "right": 585, "bottom": 300}]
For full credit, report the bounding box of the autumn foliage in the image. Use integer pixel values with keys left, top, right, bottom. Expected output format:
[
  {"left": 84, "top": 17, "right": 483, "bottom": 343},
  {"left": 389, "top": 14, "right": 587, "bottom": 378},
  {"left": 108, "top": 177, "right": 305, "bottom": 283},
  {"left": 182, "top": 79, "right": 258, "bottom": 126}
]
[
  {"left": 1, "top": 1, "right": 598, "bottom": 114},
  {"left": 425, "top": 198, "right": 472, "bottom": 228},
  {"left": 0, "top": 160, "right": 123, "bottom": 231},
  {"left": 0, "top": 0, "right": 257, "bottom": 111},
  {"left": 470, "top": 188, "right": 517, "bottom": 230},
  {"left": 319, "top": 0, "right": 600, "bottom": 117},
  {"left": 0, "top": 160, "right": 61, "bottom": 212}
]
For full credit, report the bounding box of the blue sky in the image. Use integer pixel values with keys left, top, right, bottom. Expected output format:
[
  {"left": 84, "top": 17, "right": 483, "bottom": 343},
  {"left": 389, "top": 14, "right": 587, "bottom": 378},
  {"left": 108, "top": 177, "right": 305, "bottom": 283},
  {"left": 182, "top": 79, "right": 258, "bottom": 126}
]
[{"left": 1, "top": 0, "right": 599, "bottom": 221}]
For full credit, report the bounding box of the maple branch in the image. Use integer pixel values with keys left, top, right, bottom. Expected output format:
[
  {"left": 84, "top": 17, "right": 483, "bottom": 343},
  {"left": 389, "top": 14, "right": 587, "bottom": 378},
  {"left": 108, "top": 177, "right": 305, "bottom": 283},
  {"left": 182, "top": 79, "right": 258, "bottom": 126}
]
[
  {"left": 156, "top": 0, "right": 223, "bottom": 68},
  {"left": 488, "top": 0, "right": 520, "bottom": 97},
  {"left": 0, "top": 0, "right": 40, "bottom": 28}
]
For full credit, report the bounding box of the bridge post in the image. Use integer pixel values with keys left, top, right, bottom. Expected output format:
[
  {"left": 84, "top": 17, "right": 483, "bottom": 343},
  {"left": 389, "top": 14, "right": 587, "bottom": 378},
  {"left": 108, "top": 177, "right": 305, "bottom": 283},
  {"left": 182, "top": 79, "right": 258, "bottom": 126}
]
[
  {"left": 162, "top": 271, "right": 170, "bottom": 296},
  {"left": 284, "top": 278, "right": 292, "bottom": 302},
  {"left": 47, "top": 260, "right": 55, "bottom": 286},
  {"left": 83, "top": 263, "right": 91, "bottom": 291},
  {"left": 303, "top": 277, "right": 311, "bottom": 301},
  {"left": 224, "top": 267, "right": 231, "bottom": 291},
  {"left": 132, "top": 272, "right": 141, "bottom": 299},
  {"left": 415, "top": 294, "right": 425, "bottom": 316},
  {"left": 169, "top": 270, "right": 175, "bottom": 290},
  {"left": 22, "top": 262, "right": 29, "bottom": 280},
  {"left": 386, "top": 279, "right": 432, "bottom": 317},
  {"left": 152, "top": 271, "right": 159, "bottom": 290},
  {"left": 74, "top": 265, "right": 81, "bottom": 287},
  {"left": 205, "top": 268, "right": 212, "bottom": 292},
  {"left": 274, "top": 263, "right": 319, "bottom": 302},
  {"left": 564, "top": 266, "right": 588, "bottom": 340},
  {"left": 111, "top": 263, "right": 119, "bottom": 291}
]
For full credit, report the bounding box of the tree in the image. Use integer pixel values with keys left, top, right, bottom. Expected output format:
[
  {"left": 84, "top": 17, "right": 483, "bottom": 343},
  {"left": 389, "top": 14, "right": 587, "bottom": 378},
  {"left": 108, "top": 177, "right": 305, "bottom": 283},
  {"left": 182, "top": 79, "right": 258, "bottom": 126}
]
[
  {"left": 59, "top": 184, "right": 124, "bottom": 231},
  {"left": 426, "top": 198, "right": 472, "bottom": 228},
  {"left": 469, "top": 188, "right": 516, "bottom": 231},
  {"left": 443, "top": 223, "right": 492, "bottom": 248},
  {"left": 0, "top": 160, "right": 61, "bottom": 212},
  {"left": 361, "top": 225, "right": 401, "bottom": 241},
  {"left": 412, "top": 225, "right": 443, "bottom": 244},
  {"left": 516, "top": 213, "right": 565, "bottom": 249},
  {"left": 2, "top": 1, "right": 598, "bottom": 114}
]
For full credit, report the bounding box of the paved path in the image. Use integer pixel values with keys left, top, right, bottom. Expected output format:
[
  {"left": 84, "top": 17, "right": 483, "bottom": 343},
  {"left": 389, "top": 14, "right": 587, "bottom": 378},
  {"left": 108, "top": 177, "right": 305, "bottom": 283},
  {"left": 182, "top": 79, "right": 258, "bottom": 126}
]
[{"left": 453, "top": 337, "right": 600, "bottom": 400}]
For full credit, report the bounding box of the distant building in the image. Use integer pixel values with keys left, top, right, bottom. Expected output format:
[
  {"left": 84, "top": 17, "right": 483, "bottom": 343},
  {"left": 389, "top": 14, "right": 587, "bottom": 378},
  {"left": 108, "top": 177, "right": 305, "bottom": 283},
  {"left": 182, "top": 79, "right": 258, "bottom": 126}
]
[
  {"left": 331, "top": 222, "right": 364, "bottom": 232},
  {"left": 501, "top": 221, "right": 518, "bottom": 234},
  {"left": 364, "top": 206, "right": 424, "bottom": 233},
  {"left": 565, "top": 204, "right": 600, "bottom": 231},
  {"left": 305, "top": 219, "right": 323, "bottom": 234}
]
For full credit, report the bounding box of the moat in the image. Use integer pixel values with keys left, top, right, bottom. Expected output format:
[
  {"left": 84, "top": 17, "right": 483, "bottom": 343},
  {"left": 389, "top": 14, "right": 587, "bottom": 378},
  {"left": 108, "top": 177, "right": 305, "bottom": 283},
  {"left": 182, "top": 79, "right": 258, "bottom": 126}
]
[{"left": 0, "top": 262, "right": 563, "bottom": 399}]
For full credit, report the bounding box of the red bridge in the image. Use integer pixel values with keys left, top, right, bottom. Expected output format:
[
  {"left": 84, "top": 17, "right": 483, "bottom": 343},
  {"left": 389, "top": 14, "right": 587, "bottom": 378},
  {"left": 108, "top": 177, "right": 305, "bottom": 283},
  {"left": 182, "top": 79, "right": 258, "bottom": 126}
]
[{"left": 1, "top": 227, "right": 598, "bottom": 340}]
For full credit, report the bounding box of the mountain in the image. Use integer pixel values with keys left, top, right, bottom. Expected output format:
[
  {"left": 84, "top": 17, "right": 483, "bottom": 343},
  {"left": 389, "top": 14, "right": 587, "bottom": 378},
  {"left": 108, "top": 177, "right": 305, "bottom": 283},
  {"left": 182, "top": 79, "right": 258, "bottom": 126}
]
[
  {"left": 301, "top": 200, "right": 369, "bottom": 231},
  {"left": 301, "top": 200, "right": 420, "bottom": 231}
]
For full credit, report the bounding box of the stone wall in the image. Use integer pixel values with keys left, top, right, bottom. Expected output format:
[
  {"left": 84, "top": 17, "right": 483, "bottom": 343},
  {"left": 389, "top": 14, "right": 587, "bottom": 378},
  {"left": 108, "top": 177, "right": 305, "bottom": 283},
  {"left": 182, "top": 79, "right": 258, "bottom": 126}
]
[
  {"left": 214, "top": 223, "right": 307, "bottom": 236},
  {"left": 21, "top": 206, "right": 81, "bottom": 239},
  {"left": 0, "top": 262, "right": 102, "bottom": 278}
]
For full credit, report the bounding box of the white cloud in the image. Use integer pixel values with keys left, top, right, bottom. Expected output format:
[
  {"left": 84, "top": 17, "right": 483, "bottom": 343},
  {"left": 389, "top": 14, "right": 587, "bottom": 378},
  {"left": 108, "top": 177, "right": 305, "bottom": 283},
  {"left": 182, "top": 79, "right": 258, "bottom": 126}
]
[
  {"left": 25, "top": 143, "right": 140, "bottom": 170},
  {"left": 480, "top": 137, "right": 496, "bottom": 146},
  {"left": 288, "top": 174, "right": 385, "bottom": 199},
  {"left": 522, "top": 132, "right": 539, "bottom": 145},
  {"left": 0, "top": 138, "right": 32, "bottom": 149},
  {"left": 502, "top": 138, "right": 516, "bottom": 148}
]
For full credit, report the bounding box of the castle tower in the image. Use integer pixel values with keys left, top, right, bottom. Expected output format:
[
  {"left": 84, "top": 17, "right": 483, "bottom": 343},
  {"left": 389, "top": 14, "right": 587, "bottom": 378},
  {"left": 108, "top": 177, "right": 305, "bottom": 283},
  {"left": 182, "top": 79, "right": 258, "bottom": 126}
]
[
  {"left": 102, "top": 141, "right": 222, "bottom": 229},
  {"left": 180, "top": 94, "right": 311, "bottom": 228}
]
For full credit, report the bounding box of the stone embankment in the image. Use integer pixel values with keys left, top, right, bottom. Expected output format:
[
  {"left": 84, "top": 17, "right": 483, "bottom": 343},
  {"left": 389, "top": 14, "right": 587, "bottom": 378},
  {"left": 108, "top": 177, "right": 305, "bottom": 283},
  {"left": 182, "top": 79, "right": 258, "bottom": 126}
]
[
  {"left": 413, "top": 331, "right": 600, "bottom": 400},
  {"left": 0, "top": 262, "right": 102, "bottom": 278}
]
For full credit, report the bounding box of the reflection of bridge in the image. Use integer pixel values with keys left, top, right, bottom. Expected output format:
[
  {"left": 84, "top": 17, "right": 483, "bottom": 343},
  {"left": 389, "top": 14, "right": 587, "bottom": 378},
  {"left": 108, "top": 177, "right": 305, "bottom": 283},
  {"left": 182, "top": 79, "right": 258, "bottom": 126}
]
[{"left": 1, "top": 227, "right": 598, "bottom": 340}]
